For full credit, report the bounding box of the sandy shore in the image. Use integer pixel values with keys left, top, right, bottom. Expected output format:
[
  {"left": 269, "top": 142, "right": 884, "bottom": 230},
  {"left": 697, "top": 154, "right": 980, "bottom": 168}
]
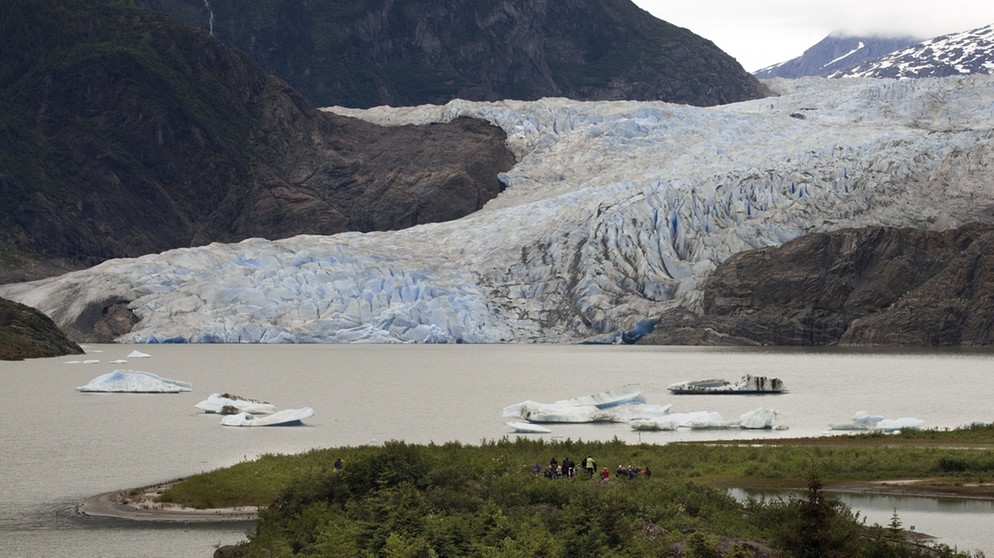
[{"left": 76, "top": 482, "right": 258, "bottom": 523}]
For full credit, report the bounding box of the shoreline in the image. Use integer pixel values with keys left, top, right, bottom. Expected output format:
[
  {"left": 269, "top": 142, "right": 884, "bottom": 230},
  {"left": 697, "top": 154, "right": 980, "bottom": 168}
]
[
  {"left": 76, "top": 482, "right": 258, "bottom": 523},
  {"left": 75, "top": 477, "right": 994, "bottom": 525}
]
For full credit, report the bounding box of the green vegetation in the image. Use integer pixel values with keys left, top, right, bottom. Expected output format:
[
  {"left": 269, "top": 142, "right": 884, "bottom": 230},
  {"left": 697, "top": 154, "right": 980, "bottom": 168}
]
[{"left": 162, "top": 428, "right": 994, "bottom": 557}]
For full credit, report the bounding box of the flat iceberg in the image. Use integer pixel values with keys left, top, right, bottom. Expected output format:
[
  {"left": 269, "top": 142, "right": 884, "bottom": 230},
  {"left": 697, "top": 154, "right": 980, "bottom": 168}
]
[
  {"left": 630, "top": 408, "right": 785, "bottom": 431},
  {"left": 829, "top": 411, "right": 923, "bottom": 432},
  {"left": 195, "top": 393, "right": 277, "bottom": 415},
  {"left": 76, "top": 370, "right": 191, "bottom": 393},
  {"left": 220, "top": 407, "right": 314, "bottom": 427},
  {"left": 501, "top": 385, "right": 659, "bottom": 423},
  {"left": 668, "top": 375, "right": 787, "bottom": 394},
  {"left": 506, "top": 421, "right": 552, "bottom": 434}
]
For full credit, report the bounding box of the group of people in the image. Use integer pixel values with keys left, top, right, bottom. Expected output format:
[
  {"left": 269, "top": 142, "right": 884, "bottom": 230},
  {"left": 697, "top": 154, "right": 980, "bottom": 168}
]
[{"left": 535, "top": 456, "right": 650, "bottom": 481}]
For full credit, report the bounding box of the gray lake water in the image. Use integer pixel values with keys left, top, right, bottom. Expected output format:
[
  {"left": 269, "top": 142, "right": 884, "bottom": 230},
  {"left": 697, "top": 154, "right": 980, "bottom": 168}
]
[{"left": 2, "top": 344, "right": 993, "bottom": 556}]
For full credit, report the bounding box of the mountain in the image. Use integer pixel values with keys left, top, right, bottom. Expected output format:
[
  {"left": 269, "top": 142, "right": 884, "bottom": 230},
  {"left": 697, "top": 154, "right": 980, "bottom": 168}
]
[
  {"left": 4, "top": 76, "right": 994, "bottom": 345},
  {"left": 0, "top": 0, "right": 515, "bottom": 283},
  {"left": 829, "top": 24, "right": 994, "bottom": 78},
  {"left": 754, "top": 34, "right": 921, "bottom": 79},
  {"left": 643, "top": 223, "right": 994, "bottom": 346},
  {"left": 0, "top": 297, "right": 83, "bottom": 360},
  {"left": 135, "top": 0, "right": 770, "bottom": 108}
]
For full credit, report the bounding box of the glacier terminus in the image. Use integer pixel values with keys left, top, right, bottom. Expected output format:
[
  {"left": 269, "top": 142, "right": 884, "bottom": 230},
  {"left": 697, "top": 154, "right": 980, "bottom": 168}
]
[{"left": 2, "top": 76, "right": 994, "bottom": 344}]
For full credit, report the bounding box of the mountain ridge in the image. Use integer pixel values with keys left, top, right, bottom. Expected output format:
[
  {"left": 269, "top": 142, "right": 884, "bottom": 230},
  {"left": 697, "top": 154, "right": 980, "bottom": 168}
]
[
  {"left": 754, "top": 34, "right": 921, "bottom": 79},
  {"left": 830, "top": 24, "right": 994, "bottom": 78},
  {"left": 136, "top": 0, "right": 770, "bottom": 108},
  {"left": 0, "top": 0, "right": 515, "bottom": 282}
]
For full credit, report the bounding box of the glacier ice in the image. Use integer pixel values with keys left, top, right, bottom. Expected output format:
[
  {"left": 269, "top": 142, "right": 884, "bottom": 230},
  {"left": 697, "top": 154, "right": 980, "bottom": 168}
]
[
  {"left": 220, "top": 407, "right": 314, "bottom": 427},
  {"left": 3, "top": 76, "right": 994, "bottom": 343},
  {"left": 76, "top": 370, "right": 192, "bottom": 393},
  {"left": 195, "top": 393, "right": 277, "bottom": 415}
]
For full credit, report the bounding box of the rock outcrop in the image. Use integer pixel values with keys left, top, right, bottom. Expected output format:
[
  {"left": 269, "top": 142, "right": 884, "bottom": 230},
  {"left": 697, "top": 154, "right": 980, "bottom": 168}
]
[
  {"left": 0, "top": 298, "right": 83, "bottom": 360},
  {"left": 138, "top": 0, "right": 770, "bottom": 108},
  {"left": 642, "top": 224, "right": 994, "bottom": 346},
  {"left": 0, "top": 0, "right": 515, "bottom": 282}
]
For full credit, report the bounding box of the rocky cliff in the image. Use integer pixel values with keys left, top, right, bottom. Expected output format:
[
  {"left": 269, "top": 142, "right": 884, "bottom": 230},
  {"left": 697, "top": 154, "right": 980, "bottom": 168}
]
[
  {"left": 0, "top": 297, "right": 83, "bottom": 360},
  {"left": 642, "top": 224, "right": 994, "bottom": 346},
  {"left": 0, "top": 0, "right": 515, "bottom": 282},
  {"left": 137, "top": 0, "right": 770, "bottom": 108}
]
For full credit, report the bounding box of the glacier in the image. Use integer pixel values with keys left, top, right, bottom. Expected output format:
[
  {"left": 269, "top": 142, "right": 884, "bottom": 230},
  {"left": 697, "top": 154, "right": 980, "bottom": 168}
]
[{"left": 2, "top": 76, "right": 994, "bottom": 343}]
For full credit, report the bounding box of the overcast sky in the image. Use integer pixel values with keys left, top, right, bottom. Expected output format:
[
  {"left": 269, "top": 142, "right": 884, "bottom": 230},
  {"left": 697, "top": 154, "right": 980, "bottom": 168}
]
[{"left": 632, "top": 0, "right": 994, "bottom": 71}]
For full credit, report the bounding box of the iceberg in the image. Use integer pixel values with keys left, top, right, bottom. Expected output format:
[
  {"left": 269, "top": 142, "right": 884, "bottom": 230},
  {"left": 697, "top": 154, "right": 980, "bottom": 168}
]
[
  {"left": 501, "top": 385, "right": 657, "bottom": 423},
  {"left": 5, "top": 77, "right": 994, "bottom": 344},
  {"left": 195, "top": 393, "right": 277, "bottom": 415},
  {"left": 630, "top": 408, "right": 785, "bottom": 431},
  {"left": 220, "top": 407, "right": 314, "bottom": 427},
  {"left": 738, "top": 407, "right": 787, "bottom": 430},
  {"left": 506, "top": 421, "right": 552, "bottom": 434},
  {"left": 127, "top": 350, "right": 152, "bottom": 358},
  {"left": 828, "top": 411, "right": 923, "bottom": 432},
  {"left": 668, "top": 375, "right": 787, "bottom": 394},
  {"left": 76, "top": 370, "right": 191, "bottom": 393}
]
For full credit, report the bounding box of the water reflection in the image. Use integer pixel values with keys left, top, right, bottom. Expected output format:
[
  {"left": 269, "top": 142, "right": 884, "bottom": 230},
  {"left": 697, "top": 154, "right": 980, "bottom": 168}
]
[{"left": 729, "top": 488, "right": 994, "bottom": 553}]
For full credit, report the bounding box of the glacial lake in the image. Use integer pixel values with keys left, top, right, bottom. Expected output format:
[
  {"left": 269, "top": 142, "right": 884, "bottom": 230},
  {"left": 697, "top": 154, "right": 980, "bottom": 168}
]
[{"left": 1, "top": 344, "right": 993, "bottom": 556}]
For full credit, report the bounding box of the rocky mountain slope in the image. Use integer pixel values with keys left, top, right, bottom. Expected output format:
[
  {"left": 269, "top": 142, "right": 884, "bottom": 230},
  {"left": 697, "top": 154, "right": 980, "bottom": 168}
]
[
  {"left": 0, "top": 297, "right": 83, "bottom": 360},
  {"left": 830, "top": 24, "right": 994, "bottom": 78},
  {"left": 4, "top": 77, "right": 994, "bottom": 345},
  {"left": 0, "top": 0, "right": 514, "bottom": 282},
  {"left": 642, "top": 224, "right": 994, "bottom": 346},
  {"left": 136, "top": 0, "right": 770, "bottom": 108},
  {"left": 754, "top": 34, "right": 921, "bottom": 78}
]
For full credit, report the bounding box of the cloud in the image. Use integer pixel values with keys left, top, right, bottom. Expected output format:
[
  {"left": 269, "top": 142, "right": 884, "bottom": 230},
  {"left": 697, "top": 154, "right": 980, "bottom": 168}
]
[{"left": 633, "top": 0, "right": 994, "bottom": 71}]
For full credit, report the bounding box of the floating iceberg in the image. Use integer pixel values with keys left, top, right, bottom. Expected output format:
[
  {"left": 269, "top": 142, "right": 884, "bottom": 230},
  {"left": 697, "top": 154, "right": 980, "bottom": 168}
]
[
  {"left": 630, "top": 408, "right": 785, "bottom": 431},
  {"left": 127, "top": 350, "right": 151, "bottom": 358},
  {"left": 506, "top": 421, "right": 552, "bottom": 434},
  {"left": 738, "top": 408, "right": 787, "bottom": 430},
  {"left": 195, "top": 393, "right": 277, "bottom": 415},
  {"left": 829, "top": 411, "right": 923, "bottom": 432},
  {"left": 668, "top": 375, "right": 787, "bottom": 394},
  {"left": 501, "top": 385, "right": 659, "bottom": 423},
  {"left": 220, "top": 407, "right": 314, "bottom": 427},
  {"left": 76, "top": 370, "right": 191, "bottom": 393}
]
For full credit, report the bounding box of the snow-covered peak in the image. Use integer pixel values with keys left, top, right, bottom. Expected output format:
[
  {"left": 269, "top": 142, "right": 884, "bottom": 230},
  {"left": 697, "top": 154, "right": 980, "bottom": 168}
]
[
  {"left": 3, "top": 76, "right": 994, "bottom": 344},
  {"left": 831, "top": 24, "right": 994, "bottom": 78}
]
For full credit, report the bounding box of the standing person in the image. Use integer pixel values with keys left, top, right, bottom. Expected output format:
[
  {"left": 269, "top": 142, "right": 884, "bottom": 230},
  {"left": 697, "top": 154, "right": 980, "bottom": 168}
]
[
  {"left": 585, "top": 456, "right": 596, "bottom": 477},
  {"left": 600, "top": 468, "right": 610, "bottom": 482}
]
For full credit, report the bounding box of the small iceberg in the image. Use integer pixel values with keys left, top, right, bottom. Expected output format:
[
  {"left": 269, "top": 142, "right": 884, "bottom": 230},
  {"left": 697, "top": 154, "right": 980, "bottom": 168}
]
[
  {"left": 221, "top": 407, "right": 314, "bottom": 427},
  {"left": 506, "top": 421, "right": 552, "bottom": 434},
  {"left": 668, "top": 375, "right": 787, "bottom": 394},
  {"left": 195, "top": 393, "right": 277, "bottom": 415},
  {"left": 76, "top": 370, "right": 191, "bottom": 393},
  {"left": 630, "top": 408, "right": 786, "bottom": 431},
  {"left": 829, "top": 411, "right": 924, "bottom": 432},
  {"left": 127, "top": 350, "right": 152, "bottom": 358}
]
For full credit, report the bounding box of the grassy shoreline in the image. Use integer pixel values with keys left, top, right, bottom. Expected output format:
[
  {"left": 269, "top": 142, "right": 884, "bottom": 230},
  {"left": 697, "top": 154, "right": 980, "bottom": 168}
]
[{"left": 151, "top": 427, "right": 994, "bottom": 557}]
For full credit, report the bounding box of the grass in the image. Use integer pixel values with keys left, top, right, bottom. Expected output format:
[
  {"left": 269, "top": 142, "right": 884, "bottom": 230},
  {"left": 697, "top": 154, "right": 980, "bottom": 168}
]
[{"left": 159, "top": 424, "right": 994, "bottom": 510}]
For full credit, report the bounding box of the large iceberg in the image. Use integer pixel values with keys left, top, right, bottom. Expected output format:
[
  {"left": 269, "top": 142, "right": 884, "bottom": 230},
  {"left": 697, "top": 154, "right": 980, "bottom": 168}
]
[
  {"left": 501, "top": 385, "right": 664, "bottom": 423},
  {"left": 76, "top": 370, "right": 191, "bottom": 393},
  {"left": 4, "top": 77, "right": 994, "bottom": 343}
]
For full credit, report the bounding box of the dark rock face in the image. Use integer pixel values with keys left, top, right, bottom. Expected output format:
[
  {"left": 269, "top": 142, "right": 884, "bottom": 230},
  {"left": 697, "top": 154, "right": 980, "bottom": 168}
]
[
  {"left": 643, "top": 224, "right": 994, "bottom": 346},
  {"left": 137, "top": 0, "right": 770, "bottom": 108},
  {"left": 0, "top": 0, "right": 515, "bottom": 282},
  {"left": 0, "top": 297, "right": 84, "bottom": 360}
]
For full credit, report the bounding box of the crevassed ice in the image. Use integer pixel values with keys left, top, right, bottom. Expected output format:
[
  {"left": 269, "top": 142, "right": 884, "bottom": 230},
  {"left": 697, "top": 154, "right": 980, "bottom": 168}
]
[{"left": 4, "top": 76, "right": 994, "bottom": 343}]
